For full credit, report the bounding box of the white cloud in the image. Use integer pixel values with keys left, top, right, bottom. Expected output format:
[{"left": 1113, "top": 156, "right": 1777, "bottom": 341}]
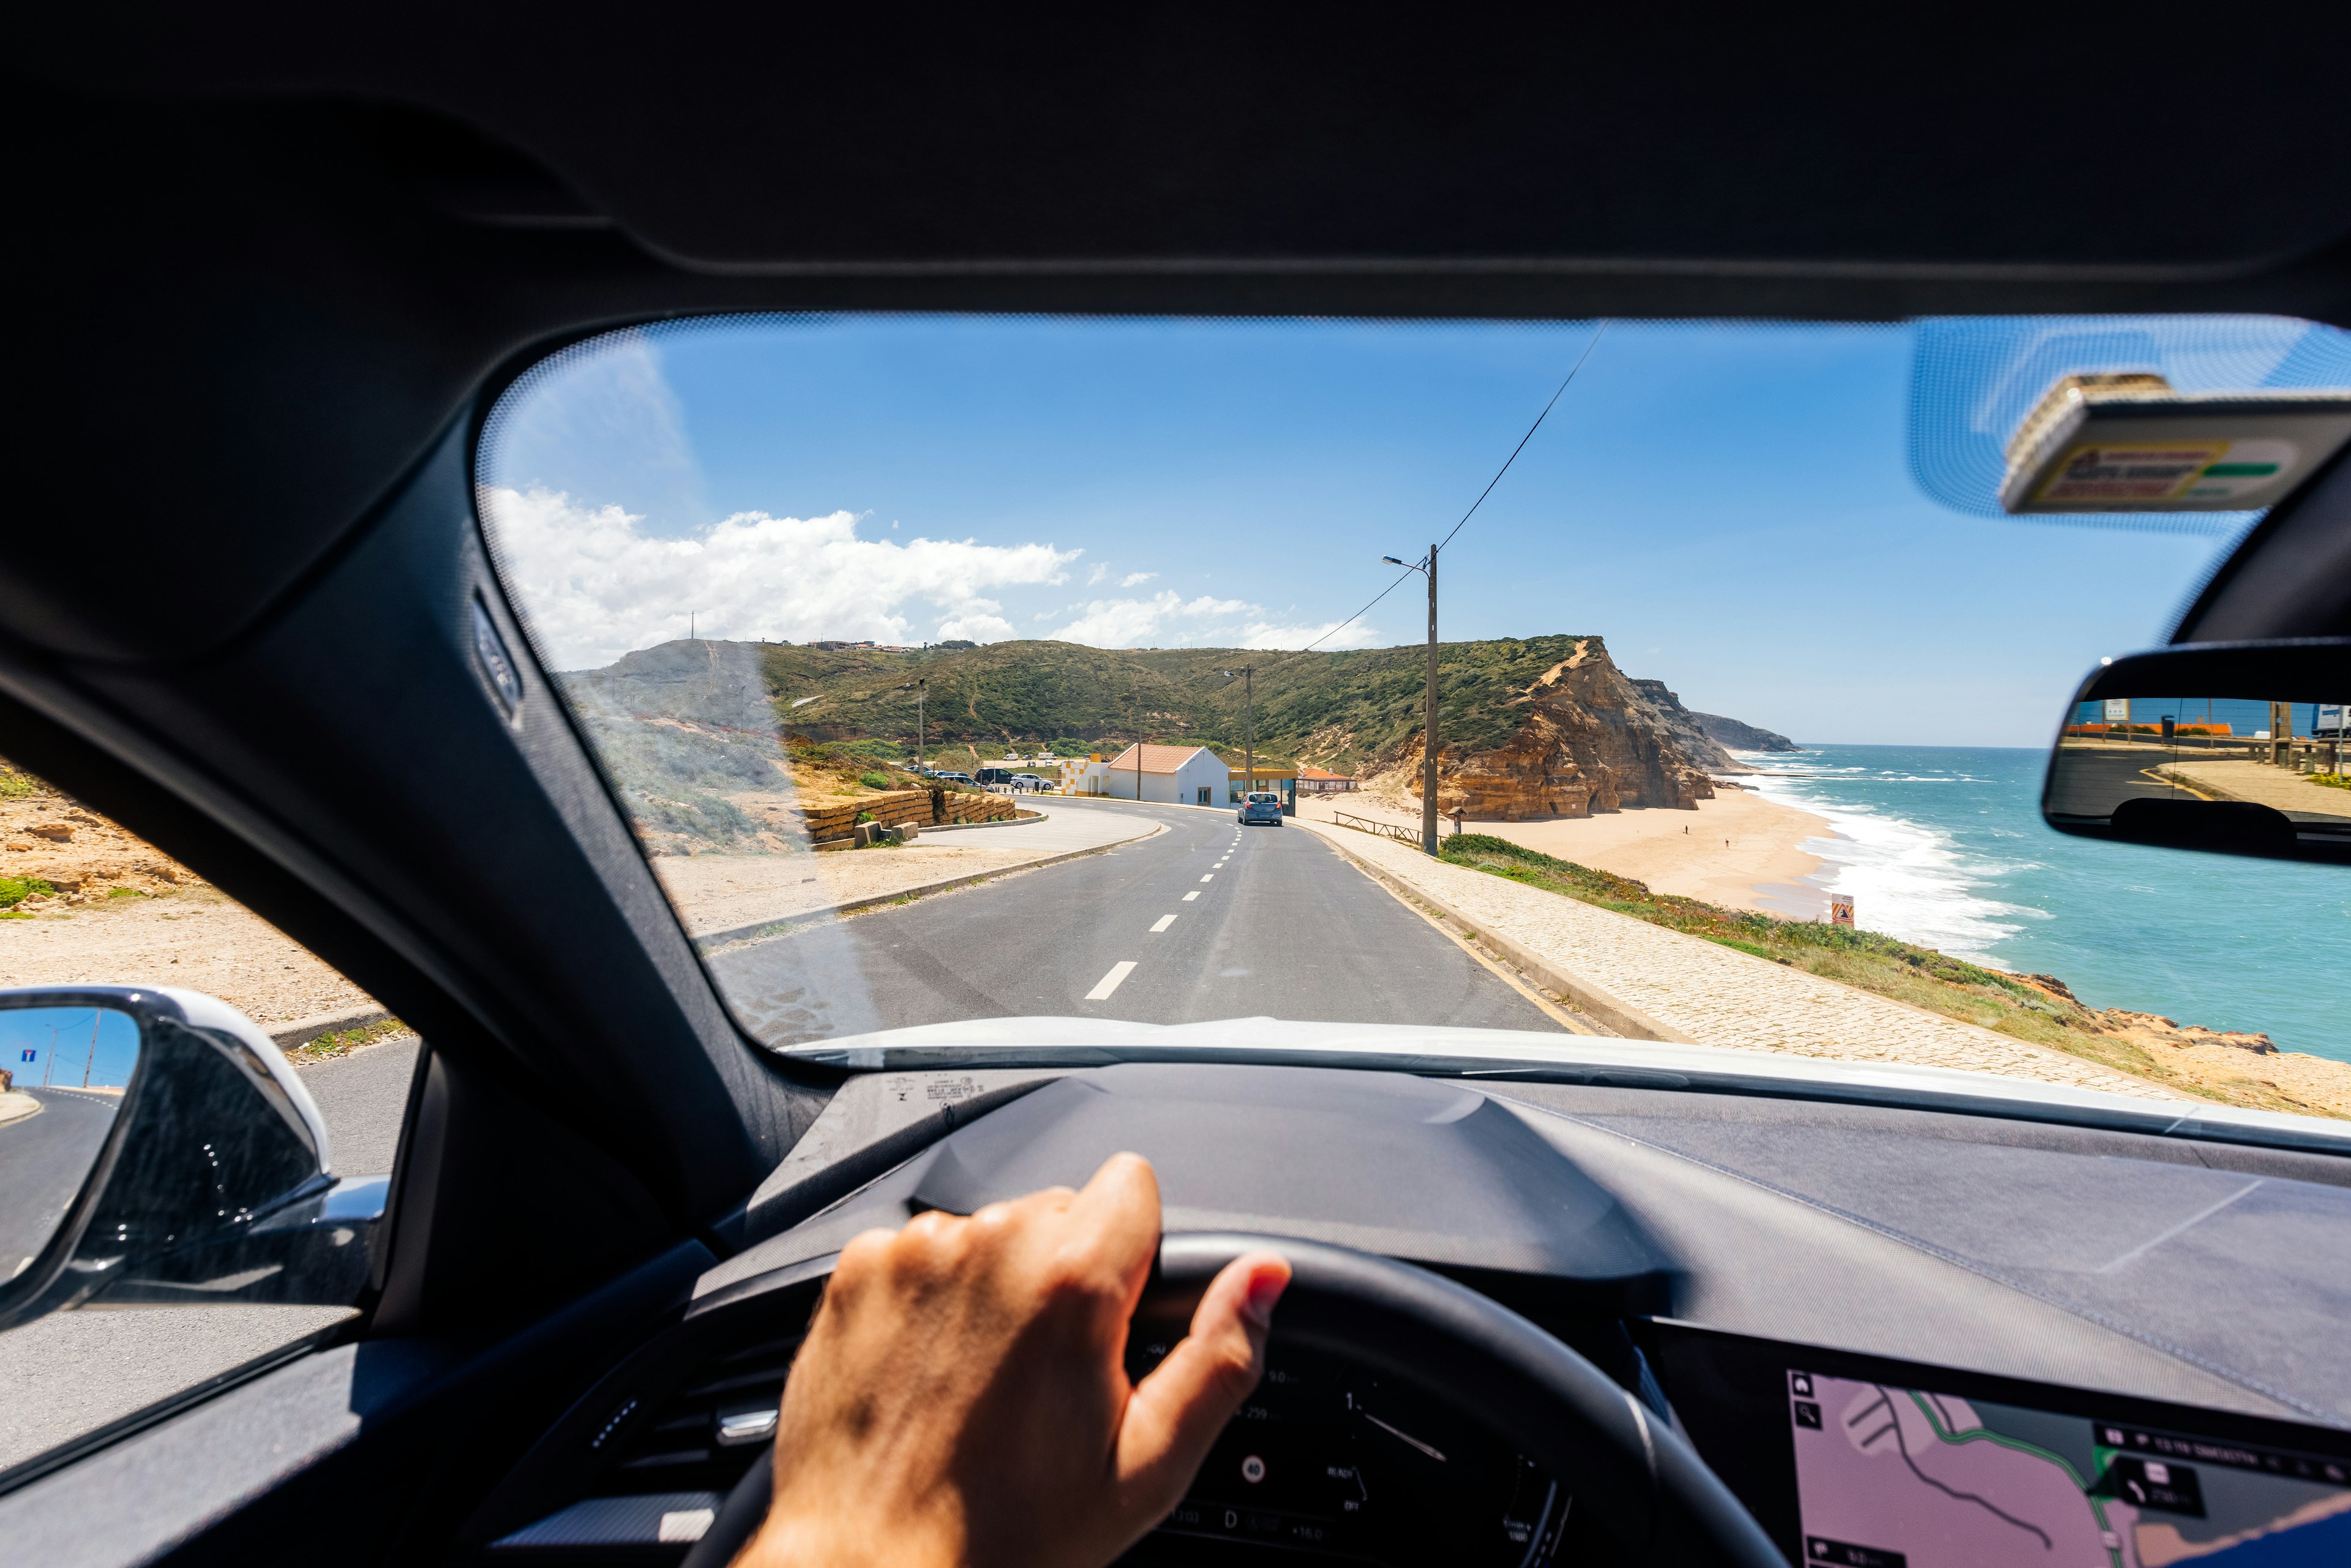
[
  {"left": 1087, "top": 563, "right": 1111, "bottom": 585},
  {"left": 1040, "top": 591, "right": 1377, "bottom": 651},
  {"left": 1232, "top": 618, "right": 1382, "bottom": 650},
  {"left": 1049, "top": 591, "right": 1191, "bottom": 647},
  {"left": 1119, "top": 571, "right": 1158, "bottom": 587},
  {"left": 482, "top": 486, "right": 1077, "bottom": 669},
  {"left": 939, "top": 612, "right": 1016, "bottom": 642}
]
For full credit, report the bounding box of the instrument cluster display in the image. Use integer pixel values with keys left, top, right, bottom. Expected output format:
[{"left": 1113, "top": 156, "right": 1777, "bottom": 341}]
[{"left": 1120, "top": 1338, "right": 1566, "bottom": 1565}]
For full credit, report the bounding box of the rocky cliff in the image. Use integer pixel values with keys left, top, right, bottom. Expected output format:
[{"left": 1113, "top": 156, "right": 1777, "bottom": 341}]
[
  {"left": 1691, "top": 710, "right": 1800, "bottom": 753},
  {"left": 1406, "top": 638, "right": 1722, "bottom": 819},
  {"left": 1627, "top": 680, "right": 1740, "bottom": 771}
]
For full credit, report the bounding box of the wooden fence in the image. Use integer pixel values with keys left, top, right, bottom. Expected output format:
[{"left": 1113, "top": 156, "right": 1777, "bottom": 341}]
[{"left": 1332, "top": 810, "right": 1425, "bottom": 847}]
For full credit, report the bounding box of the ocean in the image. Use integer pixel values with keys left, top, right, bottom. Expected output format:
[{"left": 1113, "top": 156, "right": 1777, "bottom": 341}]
[{"left": 1738, "top": 745, "right": 2351, "bottom": 1063}]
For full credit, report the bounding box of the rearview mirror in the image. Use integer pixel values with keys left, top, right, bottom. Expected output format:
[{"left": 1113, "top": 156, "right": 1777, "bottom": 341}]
[
  {"left": 2043, "top": 641, "right": 2351, "bottom": 863},
  {"left": 0, "top": 986, "right": 378, "bottom": 1334}
]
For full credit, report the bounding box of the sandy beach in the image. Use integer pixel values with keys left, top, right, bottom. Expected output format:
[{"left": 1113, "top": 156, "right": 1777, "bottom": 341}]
[{"left": 1294, "top": 788, "right": 1834, "bottom": 918}]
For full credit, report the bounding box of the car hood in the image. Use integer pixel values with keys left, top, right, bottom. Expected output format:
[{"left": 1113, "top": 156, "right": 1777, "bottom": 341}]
[{"left": 779, "top": 1013, "right": 2351, "bottom": 1157}]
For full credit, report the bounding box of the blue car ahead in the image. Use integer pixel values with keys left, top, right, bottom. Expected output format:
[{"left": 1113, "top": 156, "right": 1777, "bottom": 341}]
[{"left": 1237, "top": 791, "right": 1284, "bottom": 825}]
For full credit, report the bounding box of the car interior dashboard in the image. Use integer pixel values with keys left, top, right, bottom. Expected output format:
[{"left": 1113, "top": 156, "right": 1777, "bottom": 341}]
[{"left": 451, "top": 1061, "right": 2351, "bottom": 1566}]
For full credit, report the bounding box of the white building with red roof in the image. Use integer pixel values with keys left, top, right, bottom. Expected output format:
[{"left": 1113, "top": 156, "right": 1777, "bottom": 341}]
[{"left": 1100, "top": 743, "right": 1230, "bottom": 806}]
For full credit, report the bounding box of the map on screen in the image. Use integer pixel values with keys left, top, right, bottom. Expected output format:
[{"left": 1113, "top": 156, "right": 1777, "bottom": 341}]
[{"left": 1787, "top": 1369, "right": 2351, "bottom": 1566}]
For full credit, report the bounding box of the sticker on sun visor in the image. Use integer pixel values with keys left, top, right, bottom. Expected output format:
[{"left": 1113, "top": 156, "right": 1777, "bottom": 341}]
[{"left": 2031, "top": 438, "right": 2296, "bottom": 506}]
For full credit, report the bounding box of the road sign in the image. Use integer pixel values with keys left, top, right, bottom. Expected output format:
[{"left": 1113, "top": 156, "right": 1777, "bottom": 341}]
[
  {"left": 2102, "top": 697, "right": 2131, "bottom": 723},
  {"left": 1830, "top": 895, "right": 1855, "bottom": 929}
]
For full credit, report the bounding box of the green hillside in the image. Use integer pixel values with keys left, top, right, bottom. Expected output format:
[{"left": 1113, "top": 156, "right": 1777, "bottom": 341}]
[{"left": 758, "top": 635, "right": 1608, "bottom": 773}]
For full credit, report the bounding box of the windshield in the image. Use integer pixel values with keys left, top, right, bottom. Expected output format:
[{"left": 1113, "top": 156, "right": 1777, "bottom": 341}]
[{"left": 477, "top": 315, "right": 2351, "bottom": 1123}]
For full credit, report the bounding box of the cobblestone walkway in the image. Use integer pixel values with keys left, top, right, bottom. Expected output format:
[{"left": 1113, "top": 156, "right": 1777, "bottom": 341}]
[{"left": 1296, "top": 819, "right": 2186, "bottom": 1101}]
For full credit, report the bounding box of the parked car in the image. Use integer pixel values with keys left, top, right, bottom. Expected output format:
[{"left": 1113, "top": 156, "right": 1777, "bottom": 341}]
[
  {"left": 929, "top": 770, "right": 974, "bottom": 786},
  {"left": 1010, "top": 773, "right": 1051, "bottom": 792},
  {"left": 975, "top": 767, "right": 1014, "bottom": 786},
  {"left": 1239, "top": 790, "right": 1284, "bottom": 825}
]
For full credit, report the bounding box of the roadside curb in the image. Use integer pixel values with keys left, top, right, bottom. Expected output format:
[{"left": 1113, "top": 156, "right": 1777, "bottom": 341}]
[
  {"left": 268, "top": 1006, "right": 394, "bottom": 1050},
  {"left": 1297, "top": 820, "right": 1691, "bottom": 1044},
  {"left": 0, "top": 1090, "right": 41, "bottom": 1127},
  {"left": 694, "top": 823, "right": 1168, "bottom": 951},
  {"left": 920, "top": 812, "right": 1048, "bottom": 833}
]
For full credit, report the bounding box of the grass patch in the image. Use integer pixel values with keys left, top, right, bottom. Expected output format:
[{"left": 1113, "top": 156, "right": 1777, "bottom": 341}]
[
  {"left": 284, "top": 1017, "right": 410, "bottom": 1065},
  {"left": 0, "top": 876, "right": 56, "bottom": 909},
  {"left": 107, "top": 885, "right": 147, "bottom": 899},
  {"left": 1433, "top": 833, "right": 2274, "bottom": 1106},
  {"left": 858, "top": 771, "right": 893, "bottom": 789},
  {"left": 2311, "top": 774, "right": 2350, "bottom": 792}
]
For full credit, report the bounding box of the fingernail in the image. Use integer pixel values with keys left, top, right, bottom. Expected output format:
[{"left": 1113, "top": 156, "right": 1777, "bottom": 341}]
[{"left": 1243, "top": 1267, "right": 1289, "bottom": 1328}]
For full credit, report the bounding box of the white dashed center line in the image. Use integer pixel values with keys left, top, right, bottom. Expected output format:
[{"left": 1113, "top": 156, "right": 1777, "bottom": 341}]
[
  {"left": 1085, "top": 961, "right": 1138, "bottom": 1000},
  {"left": 1183, "top": 891, "right": 1200, "bottom": 901},
  {"left": 1150, "top": 914, "right": 1177, "bottom": 932},
  {"left": 1199, "top": 874, "right": 1214, "bottom": 882}
]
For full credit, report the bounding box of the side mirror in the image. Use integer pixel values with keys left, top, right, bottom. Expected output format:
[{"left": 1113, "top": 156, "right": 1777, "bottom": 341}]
[
  {"left": 2042, "top": 640, "right": 2351, "bottom": 863},
  {"left": 0, "top": 986, "right": 381, "bottom": 1334}
]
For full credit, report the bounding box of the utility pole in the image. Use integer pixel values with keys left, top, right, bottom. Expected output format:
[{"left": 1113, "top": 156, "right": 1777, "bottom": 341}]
[
  {"left": 1383, "top": 545, "right": 1442, "bottom": 853},
  {"left": 82, "top": 1008, "right": 99, "bottom": 1088},
  {"left": 1221, "top": 666, "right": 1254, "bottom": 806},
  {"left": 896, "top": 679, "right": 928, "bottom": 774}
]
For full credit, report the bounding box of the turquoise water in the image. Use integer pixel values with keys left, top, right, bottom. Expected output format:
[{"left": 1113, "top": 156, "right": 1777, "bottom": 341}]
[{"left": 1739, "top": 745, "right": 2351, "bottom": 1062}]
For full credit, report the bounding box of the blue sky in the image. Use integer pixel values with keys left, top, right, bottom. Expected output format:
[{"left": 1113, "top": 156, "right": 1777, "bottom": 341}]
[
  {"left": 4, "top": 1006, "right": 141, "bottom": 1090},
  {"left": 481, "top": 315, "right": 2335, "bottom": 746}
]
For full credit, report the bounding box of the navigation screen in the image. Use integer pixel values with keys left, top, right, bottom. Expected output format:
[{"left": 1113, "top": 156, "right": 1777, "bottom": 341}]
[{"left": 1787, "top": 1368, "right": 2351, "bottom": 1567}]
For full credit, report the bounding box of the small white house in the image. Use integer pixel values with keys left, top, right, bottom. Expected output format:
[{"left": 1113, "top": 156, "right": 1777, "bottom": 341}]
[
  {"left": 1102, "top": 743, "right": 1230, "bottom": 806},
  {"left": 1059, "top": 755, "right": 1111, "bottom": 795}
]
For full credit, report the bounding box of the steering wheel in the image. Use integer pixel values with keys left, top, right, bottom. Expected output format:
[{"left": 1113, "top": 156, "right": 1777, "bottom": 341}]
[{"left": 682, "top": 1233, "right": 1783, "bottom": 1567}]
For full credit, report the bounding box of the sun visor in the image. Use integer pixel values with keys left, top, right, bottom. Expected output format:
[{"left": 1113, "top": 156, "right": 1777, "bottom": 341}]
[
  {"left": 1907, "top": 315, "right": 2351, "bottom": 530},
  {"left": 1998, "top": 373, "right": 2351, "bottom": 514}
]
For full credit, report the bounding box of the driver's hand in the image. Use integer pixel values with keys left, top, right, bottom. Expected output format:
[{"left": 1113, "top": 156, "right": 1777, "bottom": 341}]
[{"left": 741, "top": 1152, "right": 1291, "bottom": 1568}]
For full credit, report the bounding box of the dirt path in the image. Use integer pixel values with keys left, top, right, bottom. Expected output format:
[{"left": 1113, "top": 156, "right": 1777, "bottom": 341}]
[{"left": 2, "top": 768, "right": 379, "bottom": 1024}]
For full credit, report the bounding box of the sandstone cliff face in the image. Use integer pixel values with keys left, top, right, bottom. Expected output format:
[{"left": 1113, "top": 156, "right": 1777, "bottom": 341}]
[{"left": 1406, "top": 637, "right": 1720, "bottom": 819}]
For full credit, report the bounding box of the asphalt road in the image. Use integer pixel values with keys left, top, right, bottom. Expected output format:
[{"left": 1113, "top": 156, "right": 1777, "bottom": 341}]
[
  {"left": 299, "top": 1035, "right": 419, "bottom": 1177},
  {"left": 709, "top": 798, "right": 1560, "bottom": 1045},
  {"left": 2046, "top": 745, "right": 2198, "bottom": 816},
  {"left": 0, "top": 1087, "right": 121, "bottom": 1280}
]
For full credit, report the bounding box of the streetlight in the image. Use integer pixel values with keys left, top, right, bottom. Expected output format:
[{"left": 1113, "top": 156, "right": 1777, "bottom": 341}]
[
  {"left": 1382, "top": 546, "right": 1440, "bottom": 854},
  {"left": 896, "top": 678, "right": 926, "bottom": 775},
  {"left": 1220, "top": 666, "right": 1255, "bottom": 811}
]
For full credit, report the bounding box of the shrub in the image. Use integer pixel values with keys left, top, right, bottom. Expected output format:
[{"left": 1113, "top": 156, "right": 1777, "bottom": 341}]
[
  {"left": 0, "top": 876, "right": 56, "bottom": 909},
  {"left": 858, "top": 771, "right": 892, "bottom": 789}
]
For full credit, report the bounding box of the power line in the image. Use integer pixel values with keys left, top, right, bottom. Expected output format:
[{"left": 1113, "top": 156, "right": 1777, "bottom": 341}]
[
  {"left": 1436, "top": 321, "right": 1608, "bottom": 556},
  {"left": 1298, "top": 568, "right": 1420, "bottom": 654},
  {"left": 1290, "top": 321, "right": 1608, "bottom": 657}
]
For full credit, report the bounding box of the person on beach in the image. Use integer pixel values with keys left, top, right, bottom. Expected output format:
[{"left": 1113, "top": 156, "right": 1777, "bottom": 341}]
[{"left": 736, "top": 1153, "right": 1291, "bottom": 1568}]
